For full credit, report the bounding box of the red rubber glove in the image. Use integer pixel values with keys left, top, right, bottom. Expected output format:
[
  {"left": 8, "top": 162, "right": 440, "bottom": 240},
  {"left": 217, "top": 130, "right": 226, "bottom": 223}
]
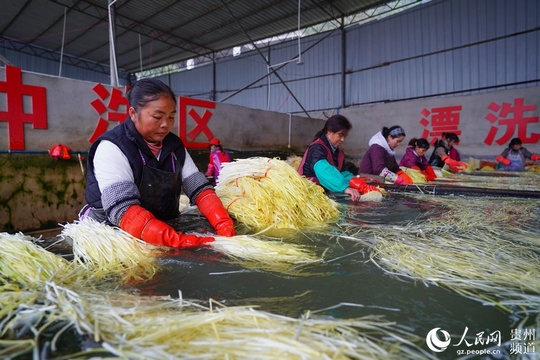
[
  {"left": 531, "top": 154, "right": 540, "bottom": 162},
  {"left": 442, "top": 155, "right": 468, "bottom": 172},
  {"left": 396, "top": 170, "right": 414, "bottom": 184},
  {"left": 119, "top": 205, "right": 214, "bottom": 248},
  {"left": 348, "top": 177, "right": 381, "bottom": 194},
  {"left": 196, "top": 189, "right": 236, "bottom": 237},
  {"left": 423, "top": 165, "right": 437, "bottom": 181},
  {"left": 496, "top": 155, "right": 511, "bottom": 165}
]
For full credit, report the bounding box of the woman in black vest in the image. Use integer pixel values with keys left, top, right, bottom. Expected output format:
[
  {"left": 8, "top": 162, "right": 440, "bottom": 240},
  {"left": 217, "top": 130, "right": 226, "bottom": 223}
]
[
  {"left": 80, "top": 79, "right": 235, "bottom": 248},
  {"left": 428, "top": 132, "right": 468, "bottom": 172}
]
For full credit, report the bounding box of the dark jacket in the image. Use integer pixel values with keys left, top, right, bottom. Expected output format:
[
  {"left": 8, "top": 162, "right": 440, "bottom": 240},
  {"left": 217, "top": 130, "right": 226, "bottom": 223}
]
[
  {"left": 399, "top": 146, "right": 429, "bottom": 170},
  {"left": 429, "top": 139, "right": 450, "bottom": 167},
  {"left": 298, "top": 136, "right": 345, "bottom": 181},
  {"left": 359, "top": 144, "right": 399, "bottom": 175},
  {"left": 85, "top": 119, "right": 187, "bottom": 219}
]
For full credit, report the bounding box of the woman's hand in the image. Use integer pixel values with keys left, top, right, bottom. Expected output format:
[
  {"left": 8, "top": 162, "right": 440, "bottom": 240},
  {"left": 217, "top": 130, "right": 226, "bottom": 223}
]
[
  {"left": 349, "top": 176, "right": 381, "bottom": 194},
  {"left": 344, "top": 187, "right": 361, "bottom": 201},
  {"left": 196, "top": 189, "right": 236, "bottom": 237}
]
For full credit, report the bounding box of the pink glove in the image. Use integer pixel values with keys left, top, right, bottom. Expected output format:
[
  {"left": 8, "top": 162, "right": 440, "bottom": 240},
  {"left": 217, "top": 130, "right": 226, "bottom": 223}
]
[
  {"left": 205, "top": 163, "right": 214, "bottom": 177},
  {"left": 396, "top": 170, "right": 414, "bottom": 184},
  {"left": 531, "top": 154, "right": 540, "bottom": 162},
  {"left": 394, "top": 175, "right": 408, "bottom": 185}
]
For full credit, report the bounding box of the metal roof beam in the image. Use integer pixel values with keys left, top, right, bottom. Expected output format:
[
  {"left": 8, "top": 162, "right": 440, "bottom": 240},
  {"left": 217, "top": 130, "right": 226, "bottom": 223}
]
[
  {"left": 45, "top": 0, "right": 214, "bottom": 59},
  {"left": 0, "top": 36, "right": 126, "bottom": 76},
  {"left": 219, "top": 0, "right": 311, "bottom": 118}
]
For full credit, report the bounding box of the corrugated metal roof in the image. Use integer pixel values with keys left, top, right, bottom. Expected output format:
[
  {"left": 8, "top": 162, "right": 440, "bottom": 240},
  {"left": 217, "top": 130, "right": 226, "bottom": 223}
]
[{"left": 0, "top": 0, "right": 388, "bottom": 73}]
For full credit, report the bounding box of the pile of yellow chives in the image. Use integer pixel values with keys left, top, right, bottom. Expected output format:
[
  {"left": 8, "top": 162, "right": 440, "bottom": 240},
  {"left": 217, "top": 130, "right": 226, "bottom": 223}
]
[
  {"left": 216, "top": 157, "right": 340, "bottom": 231},
  {"left": 0, "top": 232, "right": 84, "bottom": 289},
  {"left": 211, "top": 234, "right": 320, "bottom": 275}
]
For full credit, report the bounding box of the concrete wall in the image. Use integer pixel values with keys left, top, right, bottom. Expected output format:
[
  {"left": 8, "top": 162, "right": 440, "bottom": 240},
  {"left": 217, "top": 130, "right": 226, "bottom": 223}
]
[
  {"left": 210, "top": 102, "right": 323, "bottom": 151},
  {"left": 1, "top": 65, "right": 538, "bottom": 159},
  {"left": 339, "top": 86, "right": 540, "bottom": 163},
  {"left": 0, "top": 66, "right": 321, "bottom": 153}
]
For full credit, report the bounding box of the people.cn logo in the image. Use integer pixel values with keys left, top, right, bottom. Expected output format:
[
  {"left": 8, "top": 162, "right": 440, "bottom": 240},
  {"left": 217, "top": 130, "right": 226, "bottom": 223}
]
[{"left": 426, "top": 327, "right": 451, "bottom": 352}]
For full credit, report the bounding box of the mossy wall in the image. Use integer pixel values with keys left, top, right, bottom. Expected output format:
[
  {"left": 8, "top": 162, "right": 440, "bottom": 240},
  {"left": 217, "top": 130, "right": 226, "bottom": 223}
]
[{"left": 0, "top": 154, "right": 86, "bottom": 233}]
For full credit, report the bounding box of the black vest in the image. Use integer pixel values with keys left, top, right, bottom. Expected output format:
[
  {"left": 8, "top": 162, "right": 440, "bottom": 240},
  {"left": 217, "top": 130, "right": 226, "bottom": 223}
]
[
  {"left": 429, "top": 139, "right": 448, "bottom": 167},
  {"left": 85, "top": 119, "right": 187, "bottom": 220}
]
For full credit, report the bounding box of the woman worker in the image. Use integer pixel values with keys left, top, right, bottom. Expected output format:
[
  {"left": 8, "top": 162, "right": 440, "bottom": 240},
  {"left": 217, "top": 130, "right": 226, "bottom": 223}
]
[
  {"left": 359, "top": 126, "right": 413, "bottom": 185},
  {"left": 205, "top": 138, "right": 231, "bottom": 184},
  {"left": 298, "top": 114, "right": 379, "bottom": 202},
  {"left": 79, "top": 79, "right": 235, "bottom": 248},
  {"left": 428, "top": 132, "right": 468, "bottom": 172},
  {"left": 399, "top": 138, "right": 437, "bottom": 181},
  {"left": 496, "top": 137, "right": 540, "bottom": 171}
]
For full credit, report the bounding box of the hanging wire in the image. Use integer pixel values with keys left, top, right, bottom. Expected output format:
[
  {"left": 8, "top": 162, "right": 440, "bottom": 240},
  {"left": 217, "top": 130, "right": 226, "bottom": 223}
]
[
  {"left": 296, "top": 0, "right": 303, "bottom": 65},
  {"left": 108, "top": 0, "right": 119, "bottom": 86},
  {"left": 58, "top": 6, "right": 67, "bottom": 76},
  {"left": 138, "top": 34, "right": 143, "bottom": 73}
]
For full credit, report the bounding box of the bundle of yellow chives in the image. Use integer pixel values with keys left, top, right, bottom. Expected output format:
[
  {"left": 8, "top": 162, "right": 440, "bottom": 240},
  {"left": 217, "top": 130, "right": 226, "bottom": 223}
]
[
  {"left": 61, "top": 218, "right": 161, "bottom": 282},
  {"left": 216, "top": 157, "right": 340, "bottom": 231},
  {"left": 211, "top": 234, "right": 320, "bottom": 275},
  {"left": 0, "top": 232, "right": 81, "bottom": 289},
  {"left": 369, "top": 234, "right": 540, "bottom": 312},
  {"left": 359, "top": 190, "right": 384, "bottom": 202}
]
